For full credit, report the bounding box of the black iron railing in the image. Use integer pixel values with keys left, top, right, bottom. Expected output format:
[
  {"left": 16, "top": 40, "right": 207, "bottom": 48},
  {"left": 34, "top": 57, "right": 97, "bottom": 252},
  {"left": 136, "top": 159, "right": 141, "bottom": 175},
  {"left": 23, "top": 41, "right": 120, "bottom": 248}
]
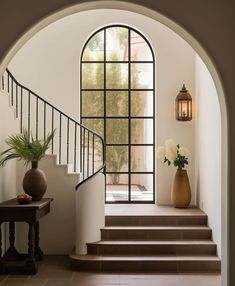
[{"left": 1, "top": 69, "right": 105, "bottom": 189}]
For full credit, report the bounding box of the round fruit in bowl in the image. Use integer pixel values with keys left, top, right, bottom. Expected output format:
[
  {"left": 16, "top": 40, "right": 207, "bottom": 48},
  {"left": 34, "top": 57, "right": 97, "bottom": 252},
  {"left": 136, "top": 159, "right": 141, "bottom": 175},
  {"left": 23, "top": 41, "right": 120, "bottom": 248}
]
[{"left": 17, "top": 193, "right": 32, "bottom": 204}]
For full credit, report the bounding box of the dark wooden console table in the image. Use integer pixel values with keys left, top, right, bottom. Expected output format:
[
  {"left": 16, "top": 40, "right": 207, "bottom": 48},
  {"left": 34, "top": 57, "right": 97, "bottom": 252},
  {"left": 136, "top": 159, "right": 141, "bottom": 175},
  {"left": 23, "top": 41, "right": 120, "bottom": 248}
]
[{"left": 0, "top": 198, "right": 53, "bottom": 274}]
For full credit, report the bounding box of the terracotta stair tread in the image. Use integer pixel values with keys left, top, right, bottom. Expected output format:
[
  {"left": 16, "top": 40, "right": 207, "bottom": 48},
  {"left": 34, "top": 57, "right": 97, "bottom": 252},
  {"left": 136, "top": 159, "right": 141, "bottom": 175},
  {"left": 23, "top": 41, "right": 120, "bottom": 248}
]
[
  {"left": 88, "top": 240, "right": 215, "bottom": 245},
  {"left": 105, "top": 214, "right": 208, "bottom": 226},
  {"left": 70, "top": 253, "right": 220, "bottom": 272},
  {"left": 70, "top": 211, "right": 220, "bottom": 273},
  {"left": 70, "top": 254, "right": 220, "bottom": 261}
]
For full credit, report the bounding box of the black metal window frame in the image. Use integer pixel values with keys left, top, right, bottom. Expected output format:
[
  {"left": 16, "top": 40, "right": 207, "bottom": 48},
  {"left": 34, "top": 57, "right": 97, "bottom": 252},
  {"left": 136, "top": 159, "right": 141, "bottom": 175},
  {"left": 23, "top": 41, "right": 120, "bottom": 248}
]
[{"left": 80, "top": 24, "right": 155, "bottom": 204}]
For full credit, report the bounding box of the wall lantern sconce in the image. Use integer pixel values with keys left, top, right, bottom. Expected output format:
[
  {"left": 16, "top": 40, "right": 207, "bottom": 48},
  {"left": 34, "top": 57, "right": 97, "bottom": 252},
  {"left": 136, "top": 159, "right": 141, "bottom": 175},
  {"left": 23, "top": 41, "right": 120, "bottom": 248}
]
[{"left": 175, "top": 84, "right": 192, "bottom": 121}]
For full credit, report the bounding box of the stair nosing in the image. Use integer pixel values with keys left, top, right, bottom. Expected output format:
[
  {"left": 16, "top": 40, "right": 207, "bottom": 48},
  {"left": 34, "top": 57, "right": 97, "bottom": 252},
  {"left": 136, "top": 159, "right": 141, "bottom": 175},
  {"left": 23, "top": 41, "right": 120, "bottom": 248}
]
[
  {"left": 102, "top": 226, "right": 211, "bottom": 230},
  {"left": 105, "top": 214, "right": 207, "bottom": 217}
]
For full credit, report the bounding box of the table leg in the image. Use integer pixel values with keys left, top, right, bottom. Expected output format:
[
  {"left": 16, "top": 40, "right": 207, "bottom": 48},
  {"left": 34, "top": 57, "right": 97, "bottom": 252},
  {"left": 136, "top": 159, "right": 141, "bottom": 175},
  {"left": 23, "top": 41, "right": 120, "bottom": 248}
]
[
  {"left": 0, "top": 222, "right": 4, "bottom": 273},
  {"left": 34, "top": 222, "right": 43, "bottom": 260},
  {"left": 24, "top": 223, "right": 37, "bottom": 274},
  {"left": 9, "top": 222, "right": 15, "bottom": 247},
  {"left": 4, "top": 222, "right": 19, "bottom": 261}
]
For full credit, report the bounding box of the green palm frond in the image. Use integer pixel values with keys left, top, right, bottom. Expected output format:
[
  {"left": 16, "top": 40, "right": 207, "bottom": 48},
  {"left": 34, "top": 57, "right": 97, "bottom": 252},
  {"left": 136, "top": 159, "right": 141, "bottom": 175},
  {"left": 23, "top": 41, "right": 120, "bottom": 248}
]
[
  {"left": 0, "top": 129, "right": 55, "bottom": 166},
  {"left": 0, "top": 153, "right": 21, "bottom": 166}
]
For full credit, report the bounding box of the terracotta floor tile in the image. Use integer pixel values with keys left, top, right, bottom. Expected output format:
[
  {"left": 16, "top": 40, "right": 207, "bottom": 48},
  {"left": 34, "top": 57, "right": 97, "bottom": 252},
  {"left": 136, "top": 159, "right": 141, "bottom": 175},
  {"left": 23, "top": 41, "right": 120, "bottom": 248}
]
[
  {"left": 1, "top": 256, "right": 221, "bottom": 286},
  {"left": 1, "top": 277, "right": 30, "bottom": 285},
  {"left": 105, "top": 204, "right": 204, "bottom": 216},
  {"left": 24, "top": 278, "right": 47, "bottom": 285}
]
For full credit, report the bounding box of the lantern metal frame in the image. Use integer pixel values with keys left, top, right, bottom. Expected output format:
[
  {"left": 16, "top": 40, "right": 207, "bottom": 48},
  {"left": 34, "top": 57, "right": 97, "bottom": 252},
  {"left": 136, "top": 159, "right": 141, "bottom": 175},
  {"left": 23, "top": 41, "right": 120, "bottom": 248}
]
[{"left": 175, "top": 84, "right": 192, "bottom": 121}]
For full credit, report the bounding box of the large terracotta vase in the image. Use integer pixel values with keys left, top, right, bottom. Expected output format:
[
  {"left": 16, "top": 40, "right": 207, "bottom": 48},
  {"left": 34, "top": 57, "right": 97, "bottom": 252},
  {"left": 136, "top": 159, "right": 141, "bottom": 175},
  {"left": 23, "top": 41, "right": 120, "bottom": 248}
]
[
  {"left": 171, "top": 168, "right": 191, "bottom": 208},
  {"left": 23, "top": 161, "right": 47, "bottom": 201}
]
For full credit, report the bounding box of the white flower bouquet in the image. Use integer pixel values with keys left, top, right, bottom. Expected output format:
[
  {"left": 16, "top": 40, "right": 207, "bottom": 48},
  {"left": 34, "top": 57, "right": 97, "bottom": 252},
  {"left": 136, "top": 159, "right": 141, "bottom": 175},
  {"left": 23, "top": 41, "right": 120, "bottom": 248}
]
[{"left": 156, "top": 139, "right": 189, "bottom": 170}]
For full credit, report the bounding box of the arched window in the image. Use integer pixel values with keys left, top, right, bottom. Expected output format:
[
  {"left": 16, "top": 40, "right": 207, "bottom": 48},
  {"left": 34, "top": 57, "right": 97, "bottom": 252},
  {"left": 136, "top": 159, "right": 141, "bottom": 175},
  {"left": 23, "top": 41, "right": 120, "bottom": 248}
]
[{"left": 81, "top": 25, "right": 155, "bottom": 203}]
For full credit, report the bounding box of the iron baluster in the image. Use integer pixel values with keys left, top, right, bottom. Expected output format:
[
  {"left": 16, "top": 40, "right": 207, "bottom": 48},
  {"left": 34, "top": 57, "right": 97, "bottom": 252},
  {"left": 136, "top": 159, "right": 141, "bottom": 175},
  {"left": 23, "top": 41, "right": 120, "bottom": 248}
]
[
  {"left": 59, "top": 113, "right": 62, "bottom": 164},
  {"left": 16, "top": 84, "right": 18, "bottom": 118},
  {"left": 74, "top": 123, "right": 77, "bottom": 172},
  {"left": 28, "top": 90, "right": 31, "bottom": 136},
  {"left": 83, "top": 128, "right": 85, "bottom": 180},
  {"left": 7, "top": 72, "right": 9, "bottom": 93},
  {"left": 36, "top": 97, "right": 39, "bottom": 139},
  {"left": 51, "top": 107, "right": 54, "bottom": 154},
  {"left": 44, "top": 102, "right": 46, "bottom": 140},
  {"left": 67, "top": 118, "right": 69, "bottom": 164},
  {"left": 11, "top": 78, "right": 14, "bottom": 106},
  {"left": 87, "top": 131, "right": 90, "bottom": 177},
  {"left": 20, "top": 87, "right": 23, "bottom": 133},
  {"left": 92, "top": 134, "right": 95, "bottom": 174},
  {"left": 80, "top": 127, "right": 82, "bottom": 174}
]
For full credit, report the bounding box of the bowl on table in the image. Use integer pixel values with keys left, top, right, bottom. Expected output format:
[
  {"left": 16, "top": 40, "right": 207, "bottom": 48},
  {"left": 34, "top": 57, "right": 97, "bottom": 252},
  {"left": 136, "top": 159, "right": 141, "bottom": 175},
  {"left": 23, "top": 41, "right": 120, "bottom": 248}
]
[{"left": 17, "top": 194, "right": 32, "bottom": 204}]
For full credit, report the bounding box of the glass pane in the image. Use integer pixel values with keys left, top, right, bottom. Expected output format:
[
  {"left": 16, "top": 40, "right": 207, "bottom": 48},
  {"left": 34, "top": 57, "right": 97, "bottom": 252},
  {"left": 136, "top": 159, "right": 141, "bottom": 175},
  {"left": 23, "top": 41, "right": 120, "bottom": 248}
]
[
  {"left": 82, "top": 119, "right": 104, "bottom": 137},
  {"left": 106, "top": 174, "right": 128, "bottom": 201},
  {"left": 106, "top": 63, "right": 128, "bottom": 89},
  {"left": 131, "top": 91, "right": 153, "bottom": 117},
  {"left": 82, "top": 91, "right": 104, "bottom": 116},
  {"left": 106, "top": 146, "right": 128, "bottom": 172},
  {"left": 131, "top": 63, "right": 153, "bottom": 89},
  {"left": 82, "top": 31, "right": 104, "bottom": 61},
  {"left": 131, "top": 146, "right": 153, "bottom": 172},
  {"left": 106, "top": 91, "right": 128, "bottom": 117},
  {"left": 131, "top": 119, "right": 153, "bottom": 144},
  {"left": 131, "top": 31, "right": 153, "bottom": 61},
  {"left": 106, "top": 27, "right": 128, "bottom": 61},
  {"left": 107, "top": 119, "right": 128, "bottom": 144},
  {"left": 131, "top": 174, "right": 153, "bottom": 201},
  {"left": 82, "top": 63, "right": 104, "bottom": 89}
]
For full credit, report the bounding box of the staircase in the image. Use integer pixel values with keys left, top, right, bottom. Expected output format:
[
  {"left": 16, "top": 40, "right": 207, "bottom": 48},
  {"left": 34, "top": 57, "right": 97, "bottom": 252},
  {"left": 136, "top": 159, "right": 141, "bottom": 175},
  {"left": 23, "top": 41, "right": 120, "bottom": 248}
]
[
  {"left": 0, "top": 69, "right": 105, "bottom": 189},
  {"left": 70, "top": 211, "right": 221, "bottom": 273},
  {"left": 1, "top": 70, "right": 221, "bottom": 273},
  {"left": 0, "top": 69, "right": 106, "bottom": 254}
]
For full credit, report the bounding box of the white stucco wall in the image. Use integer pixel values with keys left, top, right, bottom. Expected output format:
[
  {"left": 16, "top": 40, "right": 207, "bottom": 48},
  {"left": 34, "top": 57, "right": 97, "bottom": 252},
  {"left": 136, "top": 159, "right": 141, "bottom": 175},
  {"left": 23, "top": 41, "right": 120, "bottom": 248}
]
[
  {"left": 0, "top": 91, "right": 19, "bottom": 201},
  {"left": 76, "top": 173, "right": 105, "bottom": 255},
  {"left": 195, "top": 55, "right": 221, "bottom": 256},
  {"left": 0, "top": 91, "right": 20, "bottom": 253},
  {"left": 8, "top": 9, "right": 196, "bottom": 205}
]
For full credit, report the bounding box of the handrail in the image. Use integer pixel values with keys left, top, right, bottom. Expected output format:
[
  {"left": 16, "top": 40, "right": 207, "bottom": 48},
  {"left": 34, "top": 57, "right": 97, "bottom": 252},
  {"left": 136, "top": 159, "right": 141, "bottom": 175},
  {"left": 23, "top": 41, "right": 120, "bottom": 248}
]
[{"left": 1, "top": 69, "right": 105, "bottom": 189}]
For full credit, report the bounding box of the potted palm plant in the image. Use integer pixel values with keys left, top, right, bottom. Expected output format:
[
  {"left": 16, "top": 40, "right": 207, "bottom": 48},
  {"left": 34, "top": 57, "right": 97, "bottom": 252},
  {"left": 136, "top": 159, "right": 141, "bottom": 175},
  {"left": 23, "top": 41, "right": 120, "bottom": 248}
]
[{"left": 0, "top": 129, "right": 55, "bottom": 201}]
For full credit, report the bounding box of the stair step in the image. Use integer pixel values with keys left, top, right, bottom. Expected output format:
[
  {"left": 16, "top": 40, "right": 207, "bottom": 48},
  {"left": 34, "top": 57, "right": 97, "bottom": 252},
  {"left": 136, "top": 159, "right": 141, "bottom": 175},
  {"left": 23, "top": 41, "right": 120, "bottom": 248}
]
[
  {"left": 101, "top": 226, "right": 212, "bottom": 240},
  {"left": 70, "top": 254, "right": 221, "bottom": 272},
  {"left": 105, "top": 215, "right": 207, "bottom": 226},
  {"left": 87, "top": 240, "right": 216, "bottom": 255}
]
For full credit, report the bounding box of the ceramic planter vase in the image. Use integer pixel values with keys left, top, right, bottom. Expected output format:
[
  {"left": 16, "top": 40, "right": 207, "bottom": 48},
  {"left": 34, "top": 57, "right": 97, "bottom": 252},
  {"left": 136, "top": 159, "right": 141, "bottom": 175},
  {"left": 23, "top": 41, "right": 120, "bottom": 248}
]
[
  {"left": 171, "top": 168, "right": 191, "bottom": 208},
  {"left": 23, "top": 161, "right": 47, "bottom": 201}
]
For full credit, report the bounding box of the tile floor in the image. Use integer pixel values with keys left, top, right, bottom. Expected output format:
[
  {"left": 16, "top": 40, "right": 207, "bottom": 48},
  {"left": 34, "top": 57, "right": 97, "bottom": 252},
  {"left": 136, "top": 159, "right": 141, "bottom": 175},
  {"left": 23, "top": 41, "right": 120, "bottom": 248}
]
[
  {"left": 106, "top": 185, "right": 153, "bottom": 202},
  {"left": 0, "top": 256, "right": 221, "bottom": 286}
]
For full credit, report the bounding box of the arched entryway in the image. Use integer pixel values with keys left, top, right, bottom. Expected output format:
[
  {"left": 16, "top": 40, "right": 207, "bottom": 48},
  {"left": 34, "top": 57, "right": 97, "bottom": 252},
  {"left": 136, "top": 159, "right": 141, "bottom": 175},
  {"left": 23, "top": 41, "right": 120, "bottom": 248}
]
[{"left": 0, "top": 1, "right": 228, "bottom": 285}]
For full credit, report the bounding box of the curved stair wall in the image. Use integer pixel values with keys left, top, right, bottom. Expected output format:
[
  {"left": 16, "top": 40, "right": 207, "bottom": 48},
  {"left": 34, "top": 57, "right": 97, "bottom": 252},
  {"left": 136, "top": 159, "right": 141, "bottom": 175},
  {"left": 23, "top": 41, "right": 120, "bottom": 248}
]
[{"left": 75, "top": 173, "right": 105, "bottom": 255}]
